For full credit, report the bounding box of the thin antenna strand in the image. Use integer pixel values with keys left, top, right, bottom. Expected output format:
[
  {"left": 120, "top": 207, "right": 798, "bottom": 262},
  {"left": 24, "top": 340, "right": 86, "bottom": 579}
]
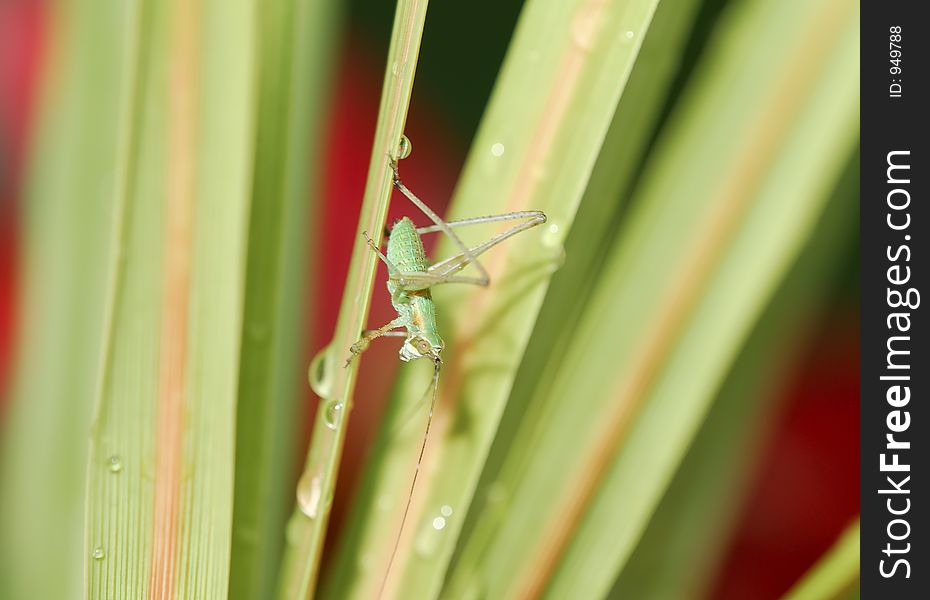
[{"left": 379, "top": 358, "right": 443, "bottom": 599}]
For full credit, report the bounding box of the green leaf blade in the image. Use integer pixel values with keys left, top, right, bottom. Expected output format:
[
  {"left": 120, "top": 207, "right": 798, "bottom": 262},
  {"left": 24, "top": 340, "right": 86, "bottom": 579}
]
[{"left": 228, "top": 0, "right": 340, "bottom": 596}]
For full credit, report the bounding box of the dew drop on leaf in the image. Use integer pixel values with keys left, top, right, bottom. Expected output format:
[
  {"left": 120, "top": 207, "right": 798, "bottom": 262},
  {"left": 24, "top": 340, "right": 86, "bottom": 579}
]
[
  {"left": 308, "top": 344, "right": 333, "bottom": 398},
  {"left": 323, "top": 400, "right": 344, "bottom": 430},
  {"left": 107, "top": 455, "right": 122, "bottom": 473},
  {"left": 296, "top": 467, "right": 333, "bottom": 520},
  {"left": 296, "top": 471, "right": 323, "bottom": 519},
  {"left": 397, "top": 134, "right": 413, "bottom": 160}
]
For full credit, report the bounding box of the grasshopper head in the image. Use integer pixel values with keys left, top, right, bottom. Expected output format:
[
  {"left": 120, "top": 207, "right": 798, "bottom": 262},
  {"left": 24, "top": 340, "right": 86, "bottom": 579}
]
[{"left": 400, "top": 333, "right": 444, "bottom": 363}]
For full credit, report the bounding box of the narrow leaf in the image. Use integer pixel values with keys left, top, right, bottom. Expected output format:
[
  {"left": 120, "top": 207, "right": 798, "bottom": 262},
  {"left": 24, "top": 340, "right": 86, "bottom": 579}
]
[
  {"left": 84, "top": 0, "right": 258, "bottom": 596},
  {"left": 276, "top": 1, "right": 430, "bottom": 597},
  {"left": 229, "top": 0, "right": 341, "bottom": 596}
]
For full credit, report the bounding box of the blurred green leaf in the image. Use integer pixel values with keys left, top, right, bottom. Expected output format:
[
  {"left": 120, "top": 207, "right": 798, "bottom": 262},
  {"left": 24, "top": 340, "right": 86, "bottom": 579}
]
[
  {"left": 614, "top": 153, "right": 859, "bottom": 599},
  {"left": 229, "top": 0, "right": 340, "bottom": 597},
  {"left": 446, "top": 0, "right": 858, "bottom": 597},
  {"left": 83, "top": 0, "right": 258, "bottom": 596},
  {"left": 0, "top": 0, "right": 863, "bottom": 597},
  {"left": 276, "top": 0, "right": 430, "bottom": 597},
  {"left": 455, "top": 0, "right": 706, "bottom": 578},
  {"left": 0, "top": 1, "right": 140, "bottom": 597}
]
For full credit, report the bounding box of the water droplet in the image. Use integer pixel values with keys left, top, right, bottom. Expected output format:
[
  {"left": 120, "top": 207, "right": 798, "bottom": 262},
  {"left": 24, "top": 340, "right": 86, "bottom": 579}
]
[
  {"left": 308, "top": 345, "right": 333, "bottom": 398},
  {"left": 415, "top": 507, "right": 452, "bottom": 556},
  {"left": 541, "top": 221, "right": 563, "bottom": 249},
  {"left": 396, "top": 135, "right": 413, "bottom": 160},
  {"left": 108, "top": 455, "right": 122, "bottom": 473},
  {"left": 296, "top": 471, "right": 324, "bottom": 519},
  {"left": 323, "top": 400, "right": 344, "bottom": 430},
  {"left": 625, "top": 30, "right": 635, "bottom": 39},
  {"left": 92, "top": 546, "right": 105, "bottom": 560},
  {"left": 391, "top": 61, "right": 399, "bottom": 76},
  {"left": 491, "top": 142, "right": 505, "bottom": 157}
]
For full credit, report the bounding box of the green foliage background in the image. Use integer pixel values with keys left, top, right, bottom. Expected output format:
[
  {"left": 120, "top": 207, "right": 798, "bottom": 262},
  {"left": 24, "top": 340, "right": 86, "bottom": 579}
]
[{"left": 0, "top": 0, "right": 858, "bottom": 598}]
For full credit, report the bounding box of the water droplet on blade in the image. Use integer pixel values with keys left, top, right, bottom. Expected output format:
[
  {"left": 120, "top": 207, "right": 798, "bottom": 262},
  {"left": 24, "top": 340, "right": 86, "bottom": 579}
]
[
  {"left": 323, "top": 400, "right": 344, "bottom": 430},
  {"left": 415, "top": 508, "right": 450, "bottom": 557},
  {"left": 397, "top": 135, "right": 413, "bottom": 160},
  {"left": 491, "top": 142, "right": 505, "bottom": 157},
  {"left": 296, "top": 471, "right": 324, "bottom": 519},
  {"left": 92, "top": 546, "right": 105, "bottom": 560},
  {"left": 541, "top": 221, "right": 563, "bottom": 249},
  {"left": 440, "top": 504, "right": 453, "bottom": 517},
  {"left": 108, "top": 455, "right": 122, "bottom": 473},
  {"left": 308, "top": 344, "right": 334, "bottom": 398}
]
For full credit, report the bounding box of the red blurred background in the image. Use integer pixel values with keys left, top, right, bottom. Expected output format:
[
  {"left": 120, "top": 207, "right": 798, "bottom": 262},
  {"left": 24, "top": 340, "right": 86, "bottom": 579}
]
[{"left": 0, "top": 1, "right": 858, "bottom": 597}]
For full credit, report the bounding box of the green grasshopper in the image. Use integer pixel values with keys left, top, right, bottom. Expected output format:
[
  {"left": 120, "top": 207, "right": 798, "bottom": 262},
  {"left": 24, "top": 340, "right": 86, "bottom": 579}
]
[{"left": 347, "top": 156, "right": 546, "bottom": 592}]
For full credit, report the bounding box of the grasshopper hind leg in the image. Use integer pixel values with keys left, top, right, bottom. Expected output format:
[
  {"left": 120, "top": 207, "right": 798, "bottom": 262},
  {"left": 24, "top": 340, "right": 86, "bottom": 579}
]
[
  {"left": 389, "top": 160, "right": 547, "bottom": 289},
  {"left": 389, "top": 160, "right": 490, "bottom": 284}
]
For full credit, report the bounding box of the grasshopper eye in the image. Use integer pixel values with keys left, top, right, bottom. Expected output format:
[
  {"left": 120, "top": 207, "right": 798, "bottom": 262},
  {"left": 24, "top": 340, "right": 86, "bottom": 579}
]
[{"left": 415, "top": 338, "right": 432, "bottom": 355}]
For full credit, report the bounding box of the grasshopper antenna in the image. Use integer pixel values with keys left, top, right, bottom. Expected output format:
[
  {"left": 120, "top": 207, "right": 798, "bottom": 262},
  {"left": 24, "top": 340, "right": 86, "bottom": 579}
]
[{"left": 378, "top": 356, "right": 442, "bottom": 598}]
